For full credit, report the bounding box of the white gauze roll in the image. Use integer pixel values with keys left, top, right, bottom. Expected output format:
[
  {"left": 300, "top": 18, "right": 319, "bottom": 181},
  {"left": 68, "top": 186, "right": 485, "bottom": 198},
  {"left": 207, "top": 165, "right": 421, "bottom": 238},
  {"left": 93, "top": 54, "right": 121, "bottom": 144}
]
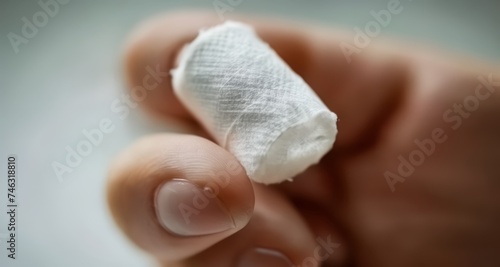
[{"left": 171, "top": 21, "right": 338, "bottom": 184}]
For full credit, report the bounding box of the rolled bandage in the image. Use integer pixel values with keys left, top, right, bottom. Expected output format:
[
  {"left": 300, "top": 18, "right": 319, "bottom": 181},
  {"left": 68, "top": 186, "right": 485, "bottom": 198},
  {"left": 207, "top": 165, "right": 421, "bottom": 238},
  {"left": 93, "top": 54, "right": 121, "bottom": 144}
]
[{"left": 171, "top": 21, "right": 338, "bottom": 184}]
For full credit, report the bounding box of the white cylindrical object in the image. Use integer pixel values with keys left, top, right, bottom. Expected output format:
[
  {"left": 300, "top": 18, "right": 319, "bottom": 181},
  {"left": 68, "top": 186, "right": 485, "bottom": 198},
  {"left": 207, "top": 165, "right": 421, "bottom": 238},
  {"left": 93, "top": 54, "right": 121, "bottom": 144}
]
[{"left": 171, "top": 21, "right": 338, "bottom": 184}]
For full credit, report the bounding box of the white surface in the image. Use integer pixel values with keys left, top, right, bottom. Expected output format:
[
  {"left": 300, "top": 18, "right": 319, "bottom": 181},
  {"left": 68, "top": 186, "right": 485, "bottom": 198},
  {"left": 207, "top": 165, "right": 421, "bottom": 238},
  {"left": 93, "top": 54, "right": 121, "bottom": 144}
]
[
  {"left": 0, "top": 1, "right": 499, "bottom": 266},
  {"left": 172, "top": 22, "right": 337, "bottom": 184}
]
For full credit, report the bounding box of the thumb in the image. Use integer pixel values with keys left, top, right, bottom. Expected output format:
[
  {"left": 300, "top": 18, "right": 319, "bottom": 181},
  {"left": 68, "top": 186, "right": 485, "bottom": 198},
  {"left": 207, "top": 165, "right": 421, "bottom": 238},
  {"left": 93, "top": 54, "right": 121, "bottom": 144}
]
[{"left": 107, "top": 134, "right": 254, "bottom": 263}]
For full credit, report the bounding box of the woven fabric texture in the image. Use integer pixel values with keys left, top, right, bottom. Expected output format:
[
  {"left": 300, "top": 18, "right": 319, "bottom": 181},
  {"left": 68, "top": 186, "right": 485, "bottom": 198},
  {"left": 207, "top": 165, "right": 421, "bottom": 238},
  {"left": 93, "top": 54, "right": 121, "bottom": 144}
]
[{"left": 172, "top": 21, "right": 338, "bottom": 184}]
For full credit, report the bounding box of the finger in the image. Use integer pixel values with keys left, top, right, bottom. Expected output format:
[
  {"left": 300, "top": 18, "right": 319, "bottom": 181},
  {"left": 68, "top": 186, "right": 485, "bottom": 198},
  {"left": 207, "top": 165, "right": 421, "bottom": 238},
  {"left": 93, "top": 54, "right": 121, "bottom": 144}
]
[
  {"left": 124, "top": 11, "right": 408, "bottom": 148},
  {"left": 181, "top": 185, "right": 343, "bottom": 267},
  {"left": 293, "top": 201, "right": 349, "bottom": 266},
  {"left": 106, "top": 134, "right": 254, "bottom": 263}
]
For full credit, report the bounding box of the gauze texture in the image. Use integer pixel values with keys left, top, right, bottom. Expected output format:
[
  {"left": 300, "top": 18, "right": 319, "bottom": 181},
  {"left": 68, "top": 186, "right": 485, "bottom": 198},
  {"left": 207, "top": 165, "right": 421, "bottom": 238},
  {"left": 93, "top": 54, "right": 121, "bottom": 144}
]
[{"left": 171, "top": 21, "right": 338, "bottom": 184}]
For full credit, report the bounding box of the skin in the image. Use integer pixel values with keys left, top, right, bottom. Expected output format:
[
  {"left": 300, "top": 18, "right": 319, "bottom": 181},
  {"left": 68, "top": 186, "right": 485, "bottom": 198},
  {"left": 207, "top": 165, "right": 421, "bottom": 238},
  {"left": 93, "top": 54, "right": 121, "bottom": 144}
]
[{"left": 107, "top": 11, "right": 500, "bottom": 267}]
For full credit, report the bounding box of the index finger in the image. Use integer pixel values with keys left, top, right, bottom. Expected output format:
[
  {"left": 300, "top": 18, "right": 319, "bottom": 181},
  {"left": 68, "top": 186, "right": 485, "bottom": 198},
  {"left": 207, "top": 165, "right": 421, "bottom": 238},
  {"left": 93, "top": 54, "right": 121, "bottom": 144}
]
[{"left": 124, "top": 10, "right": 408, "bottom": 148}]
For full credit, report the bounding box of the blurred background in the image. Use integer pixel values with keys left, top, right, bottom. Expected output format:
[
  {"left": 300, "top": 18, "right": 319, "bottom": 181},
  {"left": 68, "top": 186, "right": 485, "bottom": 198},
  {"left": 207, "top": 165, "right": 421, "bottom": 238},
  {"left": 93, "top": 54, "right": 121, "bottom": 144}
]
[{"left": 0, "top": 0, "right": 499, "bottom": 266}]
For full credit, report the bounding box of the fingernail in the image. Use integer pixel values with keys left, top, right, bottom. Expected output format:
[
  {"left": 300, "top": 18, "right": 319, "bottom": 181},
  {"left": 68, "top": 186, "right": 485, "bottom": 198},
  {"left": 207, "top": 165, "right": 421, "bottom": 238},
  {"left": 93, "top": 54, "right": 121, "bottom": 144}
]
[
  {"left": 155, "top": 179, "right": 235, "bottom": 236},
  {"left": 238, "top": 248, "right": 293, "bottom": 267}
]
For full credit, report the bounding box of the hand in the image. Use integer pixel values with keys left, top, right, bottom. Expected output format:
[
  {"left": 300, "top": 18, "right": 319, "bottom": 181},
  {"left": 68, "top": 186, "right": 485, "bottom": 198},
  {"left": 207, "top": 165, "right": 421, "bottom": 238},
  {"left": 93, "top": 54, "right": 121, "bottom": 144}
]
[{"left": 107, "top": 11, "right": 500, "bottom": 267}]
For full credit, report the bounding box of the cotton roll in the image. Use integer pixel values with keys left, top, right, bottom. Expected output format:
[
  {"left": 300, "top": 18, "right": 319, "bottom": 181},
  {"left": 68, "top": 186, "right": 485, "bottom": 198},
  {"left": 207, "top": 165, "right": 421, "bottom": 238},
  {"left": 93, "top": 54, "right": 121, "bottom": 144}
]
[{"left": 171, "top": 21, "right": 338, "bottom": 184}]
